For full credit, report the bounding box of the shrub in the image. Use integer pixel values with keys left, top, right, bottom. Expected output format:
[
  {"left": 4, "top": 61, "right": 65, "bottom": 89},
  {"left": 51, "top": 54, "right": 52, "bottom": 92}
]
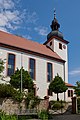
[
  {"left": 0, "top": 59, "right": 4, "bottom": 77},
  {"left": 0, "top": 84, "right": 17, "bottom": 98},
  {"left": 52, "top": 102, "right": 61, "bottom": 110},
  {"left": 49, "top": 100, "right": 65, "bottom": 110},
  {"left": 38, "top": 110, "right": 48, "bottom": 120},
  {"left": 25, "top": 92, "right": 40, "bottom": 109},
  {"left": 30, "top": 96, "right": 40, "bottom": 108},
  {"left": 0, "top": 111, "right": 17, "bottom": 120}
]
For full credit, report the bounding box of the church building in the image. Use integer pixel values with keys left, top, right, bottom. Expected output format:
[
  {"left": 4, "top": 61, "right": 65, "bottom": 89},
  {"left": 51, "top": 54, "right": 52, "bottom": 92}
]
[{"left": 0, "top": 12, "right": 73, "bottom": 102}]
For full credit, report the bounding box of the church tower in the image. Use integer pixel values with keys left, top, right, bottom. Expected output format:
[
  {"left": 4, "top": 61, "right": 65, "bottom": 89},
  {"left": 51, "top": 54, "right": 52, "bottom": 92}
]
[{"left": 44, "top": 10, "right": 69, "bottom": 83}]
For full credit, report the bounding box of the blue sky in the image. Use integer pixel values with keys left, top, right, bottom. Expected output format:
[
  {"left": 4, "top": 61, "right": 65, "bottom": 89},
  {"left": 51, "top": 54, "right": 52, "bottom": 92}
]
[{"left": 0, "top": 0, "right": 80, "bottom": 85}]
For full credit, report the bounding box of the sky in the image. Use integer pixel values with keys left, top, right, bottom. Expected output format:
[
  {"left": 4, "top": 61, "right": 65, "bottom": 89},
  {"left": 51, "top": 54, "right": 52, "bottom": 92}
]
[{"left": 0, "top": 0, "right": 80, "bottom": 85}]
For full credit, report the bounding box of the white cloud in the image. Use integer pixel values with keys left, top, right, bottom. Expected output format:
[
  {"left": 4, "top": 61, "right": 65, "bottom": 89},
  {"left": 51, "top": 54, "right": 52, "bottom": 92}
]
[
  {"left": 23, "top": 35, "right": 32, "bottom": 40},
  {"left": 34, "top": 26, "right": 48, "bottom": 36},
  {"left": 26, "top": 11, "right": 38, "bottom": 24},
  {"left": 0, "top": 0, "right": 22, "bottom": 32},
  {"left": 69, "top": 68, "right": 80, "bottom": 76},
  {"left": 0, "top": 26, "right": 8, "bottom": 32},
  {"left": 0, "top": 0, "right": 14, "bottom": 10},
  {"left": 0, "top": 0, "right": 38, "bottom": 32}
]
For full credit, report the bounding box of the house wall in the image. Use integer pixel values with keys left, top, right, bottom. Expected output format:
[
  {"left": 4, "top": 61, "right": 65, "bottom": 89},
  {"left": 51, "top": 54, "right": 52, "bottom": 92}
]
[
  {"left": 65, "top": 87, "right": 75, "bottom": 102},
  {"left": 0, "top": 46, "right": 69, "bottom": 101}
]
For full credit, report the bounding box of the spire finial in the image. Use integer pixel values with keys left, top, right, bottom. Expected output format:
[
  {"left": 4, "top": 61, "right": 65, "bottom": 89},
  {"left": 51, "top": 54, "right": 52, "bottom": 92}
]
[{"left": 54, "top": 8, "right": 56, "bottom": 18}]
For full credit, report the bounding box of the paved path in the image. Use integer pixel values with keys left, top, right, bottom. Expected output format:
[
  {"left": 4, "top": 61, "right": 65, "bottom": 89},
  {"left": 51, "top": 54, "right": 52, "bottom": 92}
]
[{"left": 51, "top": 114, "right": 80, "bottom": 120}]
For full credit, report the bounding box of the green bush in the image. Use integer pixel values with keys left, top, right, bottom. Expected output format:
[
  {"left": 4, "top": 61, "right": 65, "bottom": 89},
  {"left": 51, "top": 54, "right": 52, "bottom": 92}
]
[
  {"left": 49, "top": 100, "right": 65, "bottom": 110},
  {"left": 52, "top": 102, "right": 61, "bottom": 110},
  {"left": 0, "top": 111, "right": 17, "bottom": 120},
  {"left": 25, "top": 92, "right": 40, "bottom": 109},
  {"left": 0, "top": 84, "right": 18, "bottom": 98},
  {"left": 38, "top": 110, "right": 48, "bottom": 120},
  {"left": 10, "top": 68, "right": 34, "bottom": 90},
  {"left": 0, "top": 59, "right": 4, "bottom": 77}
]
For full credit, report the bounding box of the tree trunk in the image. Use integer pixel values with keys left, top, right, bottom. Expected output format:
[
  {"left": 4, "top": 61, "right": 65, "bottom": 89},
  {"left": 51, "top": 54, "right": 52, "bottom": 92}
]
[{"left": 57, "top": 93, "right": 59, "bottom": 101}]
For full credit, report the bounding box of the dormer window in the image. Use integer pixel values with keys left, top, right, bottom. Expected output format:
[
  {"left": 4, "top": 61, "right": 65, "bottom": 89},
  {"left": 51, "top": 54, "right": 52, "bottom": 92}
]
[{"left": 59, "top": 43, "right": 62, "bottom": 50}]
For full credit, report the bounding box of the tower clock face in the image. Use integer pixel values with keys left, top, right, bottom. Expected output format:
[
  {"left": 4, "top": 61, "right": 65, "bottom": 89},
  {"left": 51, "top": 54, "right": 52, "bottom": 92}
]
[{"left": 63, "top": 45, "right": 66, "bottom": 49}]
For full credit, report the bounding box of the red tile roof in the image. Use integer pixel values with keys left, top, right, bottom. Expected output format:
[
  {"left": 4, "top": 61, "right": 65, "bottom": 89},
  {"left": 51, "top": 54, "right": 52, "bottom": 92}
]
[
  {"left": 65, "top": 83, "right": 74, "bottom": 87},
  {"left": 0, "top": 31, "right": 64, "bottom": 62}
]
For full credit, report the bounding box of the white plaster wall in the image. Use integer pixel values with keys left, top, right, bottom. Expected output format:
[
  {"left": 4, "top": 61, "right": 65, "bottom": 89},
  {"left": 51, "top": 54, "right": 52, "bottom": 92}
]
[
  {"left": 49, "top": 92, "right": 64, "bottom": 101},
  {"left": 0, "top": 47, "right": 8, "bottom": 77},
  {"left": 0, "top": 46, "right": 67, "bottom": 100},
  {"left": 46, "top": 40, "right": 54, "bottom": 50},
  {"left": 54, "top": 39, "right": 67, "bottom": 60},
  {"left": 36, "top": 58, "right": 47, "bottom": 98},
  {"left": 0, "top": 47, "right": 29, "bottom": 83},
  {"left": 46, "top": 38, "right": 68, "bottom": 84},
  {"left": 54, "top": 38, "right": 68, "bottom": 84},
  {"left": 16, "top": 52, "right": 28, "bottom": 71},
  {"left": 53, "top": 61, "right": 64, "bottom": 80}
]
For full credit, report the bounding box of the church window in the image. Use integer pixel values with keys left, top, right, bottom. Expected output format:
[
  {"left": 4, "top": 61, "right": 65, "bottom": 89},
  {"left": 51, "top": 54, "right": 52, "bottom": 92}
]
[
  {"left": 47, "top": 63, "right": 52, "bottom": 82},
  {"left": 59, "top": 43, "right": 62, "bottom": 50},
  {"left": 7, "top": 53, "right": 15, "bottom": 76},
  {"left": 29, "top": 58, "right": 35, "bottom": 80},
  {"left": 50, "top": 41, "right": 52, "bottom": 46}
]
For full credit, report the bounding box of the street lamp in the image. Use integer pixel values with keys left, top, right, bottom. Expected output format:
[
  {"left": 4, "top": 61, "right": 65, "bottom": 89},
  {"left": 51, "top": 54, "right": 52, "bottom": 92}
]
[{"left": 21, "top": 53, "right": 23, "bottom": 93}]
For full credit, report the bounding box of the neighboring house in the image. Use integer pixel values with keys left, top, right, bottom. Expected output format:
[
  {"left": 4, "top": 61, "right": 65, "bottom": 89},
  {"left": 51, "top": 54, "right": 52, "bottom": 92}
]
[
  {"left": 65, "top": 83, "right": 75, "bottom": 102},
  {"left": 0, "top": 13, "right": 73, "bottom": 102}
]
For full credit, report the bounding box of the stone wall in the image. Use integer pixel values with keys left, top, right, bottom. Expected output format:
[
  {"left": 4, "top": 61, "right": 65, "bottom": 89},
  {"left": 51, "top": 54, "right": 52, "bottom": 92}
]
[
  {"left": 38, "top": 96, "right": 49, "bottom": 111},
  {"left": 0, "top": 96, "right": 49, "bottom": 115},
  {"left": 1, "top": 98, "right": 26, "bottom": 115}
]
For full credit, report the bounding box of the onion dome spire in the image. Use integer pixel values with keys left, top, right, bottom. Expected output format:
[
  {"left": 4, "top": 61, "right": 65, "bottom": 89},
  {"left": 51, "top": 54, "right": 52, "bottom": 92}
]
[
  {"left": 47, "top": 9, "right": 63, "bottom": 40},
  {"left": 51, "top": 9, "right": 60, "bottom": 31}
]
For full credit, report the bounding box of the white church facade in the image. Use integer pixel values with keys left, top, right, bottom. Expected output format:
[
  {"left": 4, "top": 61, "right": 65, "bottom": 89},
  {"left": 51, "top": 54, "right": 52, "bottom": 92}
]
[{"left": 0, "top": 14, "right": 74, "bottom": 102}]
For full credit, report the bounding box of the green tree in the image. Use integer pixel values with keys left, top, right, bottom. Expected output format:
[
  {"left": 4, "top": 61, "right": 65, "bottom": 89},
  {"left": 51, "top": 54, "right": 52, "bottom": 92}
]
[
  {"left": 10, "top": 68, "right": 34, "bottom": 91},
  {"left": 74, "top": 81, "right": 80, "bottom": 96},
  {"left": 0, "top": 59, "right": 4, "bottom": 77},
  {"left": 0, "top": 84, "right": 18, "bottom": 98},
  {"left": 49, "top": 74, "right": 68, "bottom": 101}
]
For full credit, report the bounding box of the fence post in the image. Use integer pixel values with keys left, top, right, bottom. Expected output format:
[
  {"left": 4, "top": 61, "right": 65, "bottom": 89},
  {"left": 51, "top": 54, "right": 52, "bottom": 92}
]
[
  {"left": 72, "top": 97, "right": 77, "bottom": 114},
  {"left": 44, "top": 96, "right": 49, "bottom": 111}
]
